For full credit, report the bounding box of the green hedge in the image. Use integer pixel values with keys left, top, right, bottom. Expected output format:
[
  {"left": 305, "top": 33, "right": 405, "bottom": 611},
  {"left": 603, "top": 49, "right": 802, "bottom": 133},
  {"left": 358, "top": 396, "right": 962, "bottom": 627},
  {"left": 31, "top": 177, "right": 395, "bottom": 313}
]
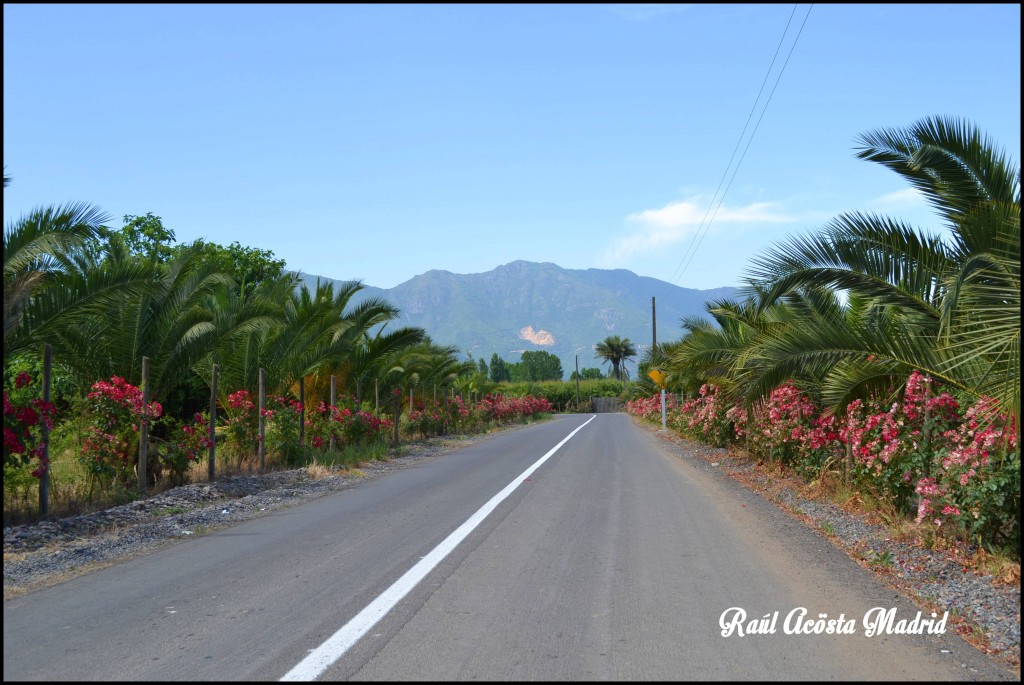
[{"left": 495, "top": 379, "right": 625, "bottom": 412}]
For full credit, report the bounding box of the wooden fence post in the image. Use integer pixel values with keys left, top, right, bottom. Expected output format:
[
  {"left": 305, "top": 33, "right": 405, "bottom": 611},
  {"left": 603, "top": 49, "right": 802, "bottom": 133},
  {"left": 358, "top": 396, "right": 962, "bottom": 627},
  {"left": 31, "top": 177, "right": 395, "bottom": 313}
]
[
  {"left": 209, "top": 363, "right": 218, "bottom": 481},
  {"left": 138, "top": 356, "right": 150, "bottom": 493},
  {"left": 844, "top": 441, "right": 852, "bottom": 485},
  {"left": 39, "top": 344, "right": 52, "bottom": 519},
  {"left": 393, "top": 388, "right": 401, "bottom": 447},
  {"left": 258, "top": 368, "right": 266, "bottom": 472},
  {"left": 575, "top": 355, "right": 580, "bottom": 410},
  {"left": 917, "top": 376, "right": 933, "bottom": 511},
  {"left": 330, "top": 375, "right": 337, "bottom": 452},
  {"left": 298, "top": 376, "right": 305, "bottom": 447}
]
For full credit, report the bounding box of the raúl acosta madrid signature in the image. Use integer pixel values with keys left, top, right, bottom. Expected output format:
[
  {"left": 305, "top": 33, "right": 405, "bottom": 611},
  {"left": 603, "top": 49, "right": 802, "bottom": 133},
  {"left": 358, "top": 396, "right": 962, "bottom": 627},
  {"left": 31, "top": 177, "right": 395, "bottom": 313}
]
[{"left": 719, "top": 606, "right": 949, "bottom": 637}]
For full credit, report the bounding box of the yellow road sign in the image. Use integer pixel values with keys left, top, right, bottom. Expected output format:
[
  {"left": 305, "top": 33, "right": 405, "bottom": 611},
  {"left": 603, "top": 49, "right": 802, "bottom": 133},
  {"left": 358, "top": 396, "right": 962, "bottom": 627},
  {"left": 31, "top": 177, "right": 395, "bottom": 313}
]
[{"left": 648, "top": 369, "right": 666, "bottom": 388}]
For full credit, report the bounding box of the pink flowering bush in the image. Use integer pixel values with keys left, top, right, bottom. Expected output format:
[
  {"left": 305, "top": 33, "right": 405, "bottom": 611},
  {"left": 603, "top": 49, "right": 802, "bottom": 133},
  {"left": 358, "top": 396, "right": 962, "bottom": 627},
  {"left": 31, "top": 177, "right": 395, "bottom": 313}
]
[
  {"left": 163, "top": 412, "right": 213, "bottom": 484},
  {"left": 744, "top": 383, "right": 819, "bottom": 466},
  {"left": 344, "top": 409, "right": 392, "bottom": 444},
  {"left": 405, "top": 395, "right": 483, "bottom": 438},
  {"left": 626, "top": 393, "right": 679, "bottom": 424},
  {"left": 3, "top": 371, "right": 56, "bottom": 478},
  {"left": 408, "top": 404, "right": 447, "bottom": 438},
  {"left": 737, "top": 387, "right": 844, "bottom": 477},
  {"left": 840, "top": 371, "right": 963, "bottom": 511},
  {"left": 306, "top": 397, "right": 392, "bottom": 450},
  {"left": 477, "top": 394, "right": 553, "bottom": 426},
  {"left": 306, "top": 400, "right": 349, "bottom": 450},
  {"left": 264, "top": 395, "right": 305, "bottom": 465},
  {"left": 627, "top": 388, "right": 733, "bottom": 445},
  {"left": 225, "top": 389, "right": 259, "bottom": 464},
  {"left": 798, "top": 413, "right": 845, "bottom": 476},
  {"left": 667, "top": 384, "right": 735, "bottom": 447},
  {"left": 724, "top": 404, "right": 748, "bottom": 441},
  {"left": 624, "top": 369, "right": 1019, "bottom": 548},
  {"left": 913, "top": 398, "right": 1019, "bottom": 546},
  {"left": 443, "top": 395, "right": 477, "bottom": 434},
  {"left": 79, "top": 376, "right": 162, "bottom": 485}
]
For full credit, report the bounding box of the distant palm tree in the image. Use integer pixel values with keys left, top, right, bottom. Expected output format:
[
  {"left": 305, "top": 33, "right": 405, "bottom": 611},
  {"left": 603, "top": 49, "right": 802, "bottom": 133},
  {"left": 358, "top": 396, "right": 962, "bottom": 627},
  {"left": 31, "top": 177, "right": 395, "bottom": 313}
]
[
  {"left": 594, "top": 335, "right": 637, "bottom": 381},
  {"left": 387, "top": 339, "right": 471, "bottom": 405}
]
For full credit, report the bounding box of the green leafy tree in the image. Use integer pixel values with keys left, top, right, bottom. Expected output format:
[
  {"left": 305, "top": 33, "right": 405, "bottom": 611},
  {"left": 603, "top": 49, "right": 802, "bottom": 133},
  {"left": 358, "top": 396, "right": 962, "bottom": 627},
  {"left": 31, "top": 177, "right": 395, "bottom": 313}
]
[
  {"left": 88, "top": 212, "right": 176, "bottom": 264},
  {"left": 384, "top": 337, "right": 475, "bottom": 411},
  {"left": 668, "top": 286, "right": 842, "bottom": 407},
  {"left": 213, "top": 278, "right": 383, "bottom": 399},
  {"left": 183, "top": 239, "right": 287, "bottom": 295},
  {"left": 570, "top": 367, "right": 605, "bottom": 381},
  {"left": 489, "top": 353, "right": 511, "bottom": 383},
  {"left": 512, "top": 350, "right": 564, "bottom": 381}
]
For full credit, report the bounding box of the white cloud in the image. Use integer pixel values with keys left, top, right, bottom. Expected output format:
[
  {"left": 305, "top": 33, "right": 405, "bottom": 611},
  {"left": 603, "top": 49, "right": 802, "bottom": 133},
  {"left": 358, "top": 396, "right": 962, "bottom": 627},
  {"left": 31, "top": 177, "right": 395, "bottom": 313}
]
[
  {"left": 600, "top": 197, "right": 792, "bottom": 265},
  {"left": 867, "top": 187, "right": 926, "bottom": 211}
]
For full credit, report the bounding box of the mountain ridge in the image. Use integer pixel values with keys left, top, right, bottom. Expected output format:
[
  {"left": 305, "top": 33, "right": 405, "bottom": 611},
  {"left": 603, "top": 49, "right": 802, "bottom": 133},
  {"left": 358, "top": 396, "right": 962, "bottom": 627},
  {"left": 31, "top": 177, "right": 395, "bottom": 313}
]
[{"left": 295, "top": 261, "right": 738, "bottom": 379}]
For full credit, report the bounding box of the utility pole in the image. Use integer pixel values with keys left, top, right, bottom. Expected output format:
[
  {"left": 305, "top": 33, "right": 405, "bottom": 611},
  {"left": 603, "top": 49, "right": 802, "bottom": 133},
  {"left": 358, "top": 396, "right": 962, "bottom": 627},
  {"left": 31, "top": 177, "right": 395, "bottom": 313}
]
[
  {"left": 652, "top": 297, "right": 665, "bottom": 431},
  {"left": 651, "top": 296, "right": 657, "bottom": 350},
  {"left": 138, "top": 356, "right": 150, "bottom": 492},
  {"left": 575, "top": 355, "right": 580, "bottom": 408}
]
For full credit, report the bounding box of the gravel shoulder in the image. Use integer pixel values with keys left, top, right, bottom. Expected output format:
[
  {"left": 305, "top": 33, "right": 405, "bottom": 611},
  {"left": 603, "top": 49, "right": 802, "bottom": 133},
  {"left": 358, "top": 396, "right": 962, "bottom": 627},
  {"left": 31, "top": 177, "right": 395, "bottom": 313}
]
[{"left": 4, "top": 414, "right": 1020, "bottom": 674}]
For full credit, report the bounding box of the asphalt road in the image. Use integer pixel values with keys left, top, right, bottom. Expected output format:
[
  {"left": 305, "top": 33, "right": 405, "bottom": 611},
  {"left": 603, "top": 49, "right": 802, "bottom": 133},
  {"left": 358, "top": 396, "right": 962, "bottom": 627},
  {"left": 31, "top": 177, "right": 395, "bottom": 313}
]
[{"left": 3, "top": 413, "right": 1015, "bottom": 681}]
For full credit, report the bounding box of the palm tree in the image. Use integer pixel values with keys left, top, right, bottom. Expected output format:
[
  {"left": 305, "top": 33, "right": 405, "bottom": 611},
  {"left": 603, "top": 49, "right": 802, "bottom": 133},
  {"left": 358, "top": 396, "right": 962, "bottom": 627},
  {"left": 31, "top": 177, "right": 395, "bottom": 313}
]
[
  {"left": 594, "top": 335, "right": 637, "bottom": 381},
  {"left": 206, "top": 276, "right": 421, "bottom": 416},
  {"left": 332, "top": 324, "right": 426, "bottom": 409},
  {"left": 387, "top": 339, "right": 468, "bottom": 407},
  {"left": 194, "top": 272, "right": 297, "bottom": 407},
  {"left": 30, "top": 242, "right": 232, "bottom": 401},
  {"left": 669, "top": 294, "right": 772, "bottom": 401},
  {"left": 4, "top": 202, "right": 112, "bottom": 352},
  {"left": 664, "top": 283, "right": 836, "bottom": 404},
  {"left": 327, "top": 286, "right": 418, "bottom": 404},
  {"left": 741, "top": 116, "right": 1019, "bottom": 424}
]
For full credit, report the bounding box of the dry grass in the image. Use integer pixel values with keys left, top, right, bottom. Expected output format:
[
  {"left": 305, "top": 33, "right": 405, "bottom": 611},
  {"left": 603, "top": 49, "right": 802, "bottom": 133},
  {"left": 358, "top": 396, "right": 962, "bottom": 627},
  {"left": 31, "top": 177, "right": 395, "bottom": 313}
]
[
  {"left": 974, "top": 548, "right": 1022, "bottom": 585},
  {"left": 304, "top": 460, "right": 338, "bottom": 481}
]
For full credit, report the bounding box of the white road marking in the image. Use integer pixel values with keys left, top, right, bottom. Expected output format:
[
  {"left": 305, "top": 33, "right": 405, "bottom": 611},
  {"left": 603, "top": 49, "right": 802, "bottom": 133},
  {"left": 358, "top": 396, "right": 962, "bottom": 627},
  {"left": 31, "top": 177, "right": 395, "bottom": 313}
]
[{"left": 280, "top": 415, "right": 597, "bottom": 681}]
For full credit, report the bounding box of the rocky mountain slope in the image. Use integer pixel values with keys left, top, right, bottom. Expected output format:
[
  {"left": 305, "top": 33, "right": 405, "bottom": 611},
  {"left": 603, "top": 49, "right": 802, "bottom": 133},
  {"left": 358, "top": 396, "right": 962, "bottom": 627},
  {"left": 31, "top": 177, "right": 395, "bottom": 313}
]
[{"left": 298, "top": 260, "right": 737, "bottom": 378}]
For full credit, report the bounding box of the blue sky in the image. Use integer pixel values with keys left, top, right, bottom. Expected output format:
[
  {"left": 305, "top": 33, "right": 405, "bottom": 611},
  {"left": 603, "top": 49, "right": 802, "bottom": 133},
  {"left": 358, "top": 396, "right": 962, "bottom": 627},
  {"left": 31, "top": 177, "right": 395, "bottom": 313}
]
[{"left": 4, "top": 4, "right": 1020, "bottom": 292}]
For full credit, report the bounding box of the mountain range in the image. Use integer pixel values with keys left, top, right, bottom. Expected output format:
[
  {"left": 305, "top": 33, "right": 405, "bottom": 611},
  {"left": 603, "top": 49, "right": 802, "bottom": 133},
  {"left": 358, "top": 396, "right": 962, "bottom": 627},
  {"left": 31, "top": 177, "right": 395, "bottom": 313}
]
[{"left": 297, "top": 261, "right": 738, "bottom": 380}]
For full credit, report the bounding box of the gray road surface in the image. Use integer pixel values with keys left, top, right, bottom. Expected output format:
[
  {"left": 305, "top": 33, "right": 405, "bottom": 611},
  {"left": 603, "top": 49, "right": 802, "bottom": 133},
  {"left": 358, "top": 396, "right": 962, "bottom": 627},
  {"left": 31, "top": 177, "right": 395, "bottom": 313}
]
[{"left": 3, "top": 414, "right": 1015, "bottom": 681}]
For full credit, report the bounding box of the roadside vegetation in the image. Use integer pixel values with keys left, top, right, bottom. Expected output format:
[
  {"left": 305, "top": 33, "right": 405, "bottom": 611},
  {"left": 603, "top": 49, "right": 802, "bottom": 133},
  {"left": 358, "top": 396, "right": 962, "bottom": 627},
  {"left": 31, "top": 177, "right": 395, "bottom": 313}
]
[
  {"left": 1, "top": 183, "right": 562, "bottom": 525},
  {"left": 625, "top": 116, "right": 1019, "bottom": 569}
]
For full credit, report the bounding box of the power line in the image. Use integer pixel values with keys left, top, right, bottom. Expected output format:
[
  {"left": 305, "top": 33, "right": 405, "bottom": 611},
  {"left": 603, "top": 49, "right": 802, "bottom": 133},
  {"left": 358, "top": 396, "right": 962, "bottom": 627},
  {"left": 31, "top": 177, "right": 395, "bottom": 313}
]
[
  {"left": 667, "top": 4, "right": 813, "bottom": 288},
  {"left": 665, "top": 4, "right": 799, "bottom": 287}
]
